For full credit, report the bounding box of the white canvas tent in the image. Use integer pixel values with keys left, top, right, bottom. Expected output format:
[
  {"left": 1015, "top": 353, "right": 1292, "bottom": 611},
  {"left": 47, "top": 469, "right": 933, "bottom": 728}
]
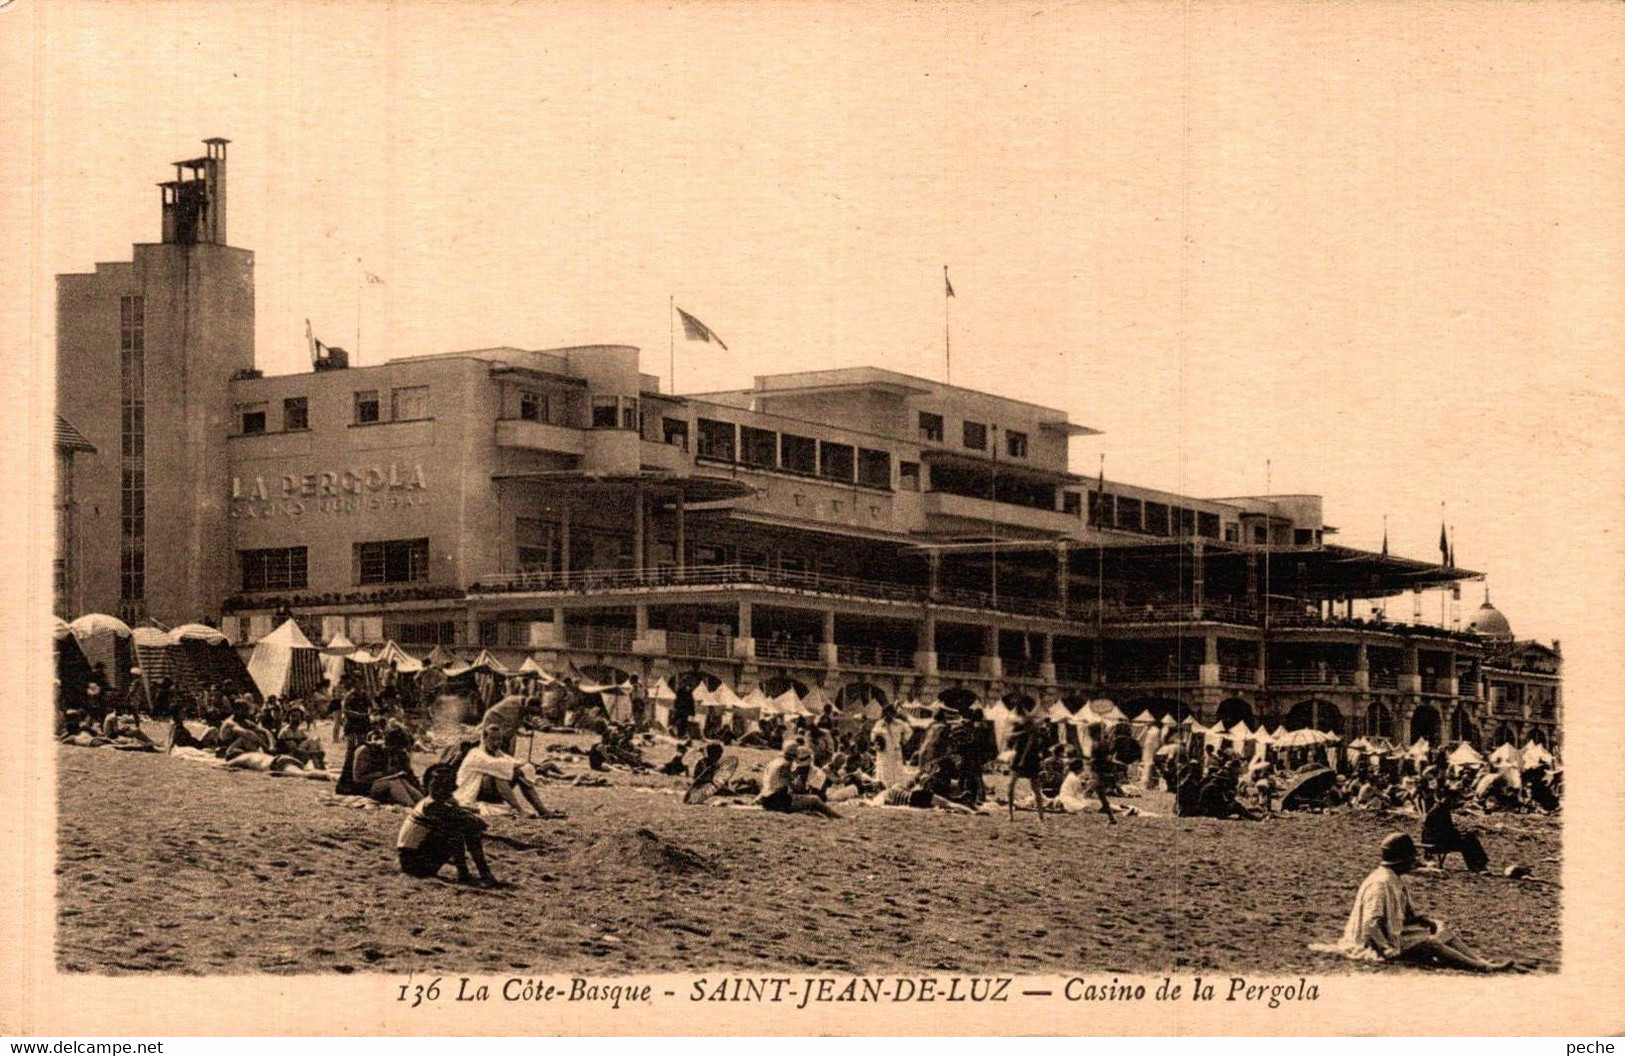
[
  {"left": 1447, "top": 742, "right": 1486, "bottom": 769},
  {"left": 248, "top": 620, "right": 324, "bottom": 700}
]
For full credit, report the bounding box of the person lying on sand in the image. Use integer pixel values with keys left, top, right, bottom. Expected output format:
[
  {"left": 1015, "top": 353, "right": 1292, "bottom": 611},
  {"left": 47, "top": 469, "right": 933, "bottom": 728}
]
[
  {"left": 57, "top": 710, "right": 111, "bottom": 748},
  {"left": 353, "top": 724, "right": 425, "bottom": 806},
  {"left": 455, "top": 724, "right": 567, "bottom": 819},
  {"left": 872, "top": 762, "right": 978, "bottom": 813},
  {"left": 99, "top": 705, "right": 157, "bottom": 749},
  {"left": 1319, "top": 833, "right": 1513, "bottom": 971},
  {"left": 757, "top": 744, "right": 843, "bottom": 819},
  {"left": 397, "top": 766, "right": 509, "bottom": 889}
]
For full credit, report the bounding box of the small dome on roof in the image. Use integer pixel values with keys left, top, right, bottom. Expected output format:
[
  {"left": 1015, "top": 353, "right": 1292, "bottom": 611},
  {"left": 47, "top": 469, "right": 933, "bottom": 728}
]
[{"left": 1465, "top": 593, "right": 1512, "bottom": 641}]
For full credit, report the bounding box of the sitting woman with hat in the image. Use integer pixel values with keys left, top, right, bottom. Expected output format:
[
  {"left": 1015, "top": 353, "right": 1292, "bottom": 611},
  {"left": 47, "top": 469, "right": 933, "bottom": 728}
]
[{"left": 1324, "top": 832, "right": 1513, "bottom": 971}]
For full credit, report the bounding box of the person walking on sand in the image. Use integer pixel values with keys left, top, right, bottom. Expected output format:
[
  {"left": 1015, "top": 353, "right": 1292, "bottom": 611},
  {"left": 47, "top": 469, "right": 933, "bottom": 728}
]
[
  {"left": 870, "top": 705, "right": 911, "bottom": 789},
  {"left": 1087, "top": 725, "right": 1119, "bottom": 825},
  {"left": 1321, "top": 833, "right": 1513, "bottom": 971},
  {"left": 1006, "top": 704, "right": 1050, "bottom": 823}
]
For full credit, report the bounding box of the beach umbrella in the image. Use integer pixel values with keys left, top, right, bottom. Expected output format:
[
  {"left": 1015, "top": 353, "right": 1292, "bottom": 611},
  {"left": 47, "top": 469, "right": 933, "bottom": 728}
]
[
  {"left": 169, "top": 623, "right": 228, "bottom": 644},
  {"left": 52, "top": 616, "right": 74, "bottom": 641},
  {"left": 68, "top": 613, "right": 133, "bottom": 640},
  {"left": 1280, "top": 767, "right": 1337, "bottom": 810}
]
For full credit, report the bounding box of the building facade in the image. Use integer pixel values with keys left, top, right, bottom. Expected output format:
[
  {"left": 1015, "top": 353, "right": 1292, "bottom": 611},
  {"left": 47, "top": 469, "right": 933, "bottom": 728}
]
[{"left": 56, "top": 141, "right": 1562, "bottom": 748}]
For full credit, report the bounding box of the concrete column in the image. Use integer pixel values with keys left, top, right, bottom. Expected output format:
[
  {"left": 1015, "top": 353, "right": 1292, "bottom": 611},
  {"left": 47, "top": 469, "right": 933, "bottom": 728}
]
[
  {"left": 915, "top": 609, "right": 938, "bottom": 675},
  {"left": 635, "top": 602, "right": 649, "bottom": 635},
  {"left": 1056, "top": 542, "right": 1069, "bottom": 618},
  {"left": 551, "top": 604, "right": 566, "bottom": 644},
  {"left": 1354, "top": 640, "right": 1369, "bottom": 691},
  {"left": 465, "top": 611, "right": 481, "bottom": 649},
  {"left": 674, "top": 491, "right": 686, "bottom": 572},
  {"left": 1402, "top": 644, "right": 1422, "bottom": 695},
  {"left": 1256, "top": 639, "right": 1267, "bottom": 689},
  {"left": 1039, "top": 632, "right": 1056, "bottom": 683},
  {"left": 980, "top": 625, "right": 1002, "bottom": 678},
  {"left": 821, "top": 609, "right": 839, "bottom": 667},
  {"left": 633, "top": 483, "right": 645, "bottom": 573},
  {"left": 559, "top": 506, "right": 572, "bottom": 575},
  {"left": 734, "top": 599, "right": 755, "bottom": 660},
  {"left": 928, "top": 550, "right": 941, "bottom": 599},
  {"left": 1200, "top": 632, "right": 1220, "bottom": 687}
]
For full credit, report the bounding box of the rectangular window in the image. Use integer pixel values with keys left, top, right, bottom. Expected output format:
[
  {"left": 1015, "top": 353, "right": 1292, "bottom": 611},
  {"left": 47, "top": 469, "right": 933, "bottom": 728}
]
[
  {"left": 696, "top": 418, "right": 737, "bottom": 460},
  {"left": 1062, "top": 490, "right": 1082, "bottom": 516},
  {"left": 820, "top": 441, "right": 855, "bottom": 481},
  {"left": 918, "top": 411, "right": 944, "bottom": 443},
  {"left": 899, "top": 461, "right": 921, "bottom": 491},
  {"left": 355, "top": 538, "right": 430, "bottom": 585},
  {"left": 1176, "top": 507, "right": 1197, "bottom": 537},
  {"left": 519, "top": 391, "right": 545, "bottom": 422},
  {"left": 391, "top": 385, "right": 428, "bottom": 421},
  {"left": 780, "top": 433, "right": 816, "bottom": 474},
  {"left": 1116, "top": 496, "right": 1143, "bottom": 532},
  {"left": 515, "top": 517, "right": 554, "bottom": 571},
  {"left": 962, "top": 421, "right": 987, "bottom": 450},
  {"left": 1088, "top": 490, "right": 1116, "bottom": 528},
  {"left": 1253, "top": 524, "right": 1268, "bottom": 545},
  {"left": 740, "top": 426, "right": 778, "bottom": 468},
  {"left": 1224, "top": 523, "right": 1240, "bottom": 543},
  {"left": 1199, "top": 511, "right": 1222, "bottom": 540},
  {"left": 692, "top": 543, "right": 728, "bottom": 566},
  {"left": 239, "top": 405, "right": 267, "bottom": 435},
  {"left": 354, "top": 390, "right": 381, "bottom": 424},
  {"left": 591, "top": 396, "right": 620, "bottom": 429},
  {"left": 1144, "top": 501, "right": 1170, "bottom": 536},
  {"left": 1294, "top": 528, "right": 1315, "bottom": 546},
  {"left": 1005, "top": 430, "right": 1028, "bottom": 458},
  {"left": 283, "top": 397, "right": 309, "bottom": 431},
  {"left": 240, "top": 546, "right": 309, "bottom": 592},
  {"left": 620, "top": 398, "right": 640, "bottom": 432},
  {"left": 857, "top": 448, "right": 891, "bottom": 489},
  {"left": 662, "top": 417, "right": 689, "bottom": 450}
]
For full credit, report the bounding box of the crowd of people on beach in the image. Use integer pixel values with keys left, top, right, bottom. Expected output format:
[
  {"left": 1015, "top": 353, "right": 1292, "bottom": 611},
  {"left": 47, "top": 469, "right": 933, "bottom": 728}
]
[{"left": 56, "top": 656, "right": 1561, "bottom": 961}]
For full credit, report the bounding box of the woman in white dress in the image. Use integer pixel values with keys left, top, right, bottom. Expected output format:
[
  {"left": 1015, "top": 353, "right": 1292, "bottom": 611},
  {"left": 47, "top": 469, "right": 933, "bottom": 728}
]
[{"left": 870, "top": 706, "right": 911, "bottom": 789}]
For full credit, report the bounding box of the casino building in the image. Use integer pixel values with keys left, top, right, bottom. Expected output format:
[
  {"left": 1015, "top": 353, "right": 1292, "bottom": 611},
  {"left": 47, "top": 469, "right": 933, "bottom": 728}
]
[{"left": 55, "top": 139, "right": 1562, "bottom": 748}]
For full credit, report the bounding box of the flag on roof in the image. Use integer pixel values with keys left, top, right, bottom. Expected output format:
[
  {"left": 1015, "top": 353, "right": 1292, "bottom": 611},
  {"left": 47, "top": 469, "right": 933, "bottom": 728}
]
[
  {"left": 675, "top": 307, "right": 728, "bottom": 350},
  {"left": 944, "top": 266, "right": 955, "bottom": 299}
]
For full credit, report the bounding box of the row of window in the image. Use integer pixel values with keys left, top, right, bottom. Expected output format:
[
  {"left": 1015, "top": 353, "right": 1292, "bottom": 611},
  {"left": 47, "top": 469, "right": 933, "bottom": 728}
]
[
  {"left": 239, "top": 539, "right": 430, "bottom": 592},
  {"left": 917, "top": 411, "right": 1028, "bottom": 459},
  {"left": 119, "top": 295, "right": 146, "bottom": 606},
  {"left": 1088, "top": 491, "right": 1226, "bottom": 541},
  {"left": 694, "top": 418, "right": 896, "bottom": 488},
  {"left": 237, "top": 387, "right": 428, "bottom": 435}
]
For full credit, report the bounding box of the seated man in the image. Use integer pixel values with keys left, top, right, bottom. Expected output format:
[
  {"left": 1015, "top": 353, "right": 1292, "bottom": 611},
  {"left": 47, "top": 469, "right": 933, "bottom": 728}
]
[
  {"left": 352, "top": 724, "right": 424, "bottom": 806},
  {"left": 757, "top": 744, "right": 842, "bottom": 819},
  {"left": 276, "top": 706, "right": 328, "bottom": 769},
  {"left": 396, "top": 767, "right": 507, "bottom": 888},
  {"left": 1420, "top": 789, "right": 1489, "bottom": 872},
  {"left": 217, "top": 700, "right": 276, "bottom": 760},
  {"left": 100, "top": 705, "right": 156, "bottom": 748},
  {"left": 455, "top": 724, "right": 566, "bottom": 819},
  {"left": 1326, "top": 832, "right": 1512, "bottom": 971},
  {"left": 871, "top": 761, "right": 978, "bottom": 813}
]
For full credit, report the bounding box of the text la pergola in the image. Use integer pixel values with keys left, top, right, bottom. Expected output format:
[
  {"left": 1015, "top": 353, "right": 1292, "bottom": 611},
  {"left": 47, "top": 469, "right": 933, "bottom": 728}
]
[{"left": 231, "top": 462, "right": 427, "bottom": 502}]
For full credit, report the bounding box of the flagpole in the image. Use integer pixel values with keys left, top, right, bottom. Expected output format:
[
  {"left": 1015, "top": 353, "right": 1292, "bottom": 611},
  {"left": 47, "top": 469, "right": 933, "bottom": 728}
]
[
  {"left": 989, "top": 425, "right": 998, "bottom": 607},
  {"left": 943, "top": 265, "right": 952, "bottom": 384},
  {"left": 669, "top": 295, "right": 676, "bottom": 396}
]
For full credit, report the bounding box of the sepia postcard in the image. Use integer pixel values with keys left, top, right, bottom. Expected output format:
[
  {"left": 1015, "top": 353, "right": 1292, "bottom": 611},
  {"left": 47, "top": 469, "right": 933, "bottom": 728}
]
[{"left": 2, "top": 0, "right": 1622, "bottom": 1038}]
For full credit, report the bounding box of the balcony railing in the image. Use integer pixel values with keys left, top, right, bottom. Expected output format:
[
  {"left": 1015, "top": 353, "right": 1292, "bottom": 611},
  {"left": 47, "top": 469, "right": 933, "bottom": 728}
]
[
  {"left": 665, "top": 630, "right": 734, "bottom": 660},
  {"left": 837, "top": 644, "right": 915, "bottom": 669},
  {"left": 1422, "top": 675, "right": 1454, "bottom": 695},
  {"left": 1053, "top": 663, "right": 1090, "bottom": 685},
  {"left": 938, "top": 651, "right": 982, "bottom": 673},
  {"left": 562, "top": 624, "right": 635, "bottom": 653},
  {"left": 1268, "top": 668, "right": 1357, "bottom": 688},
  {"left": 1219, "top": 665, "right": 1257, "bottom": 684},
  {"left": 756, "top": 638, "right": 824, "bottom": 665},
  {"left": 1369, "top": 671, "right": 1401, "bottom": 690},
  {"left": 1108, "top": 664, "right": 1202, "bottom": 685}
]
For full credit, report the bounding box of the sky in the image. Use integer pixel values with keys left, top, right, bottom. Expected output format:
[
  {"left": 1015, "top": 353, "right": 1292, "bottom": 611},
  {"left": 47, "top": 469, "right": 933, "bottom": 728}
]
[{"left": 13, "top": 0, "right": 1624, "bottom": 693}]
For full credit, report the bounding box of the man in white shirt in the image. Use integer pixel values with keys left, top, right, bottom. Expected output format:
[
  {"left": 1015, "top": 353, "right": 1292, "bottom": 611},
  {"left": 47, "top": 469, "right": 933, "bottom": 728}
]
[
  {"left": 757, "top": 743, "right": 843, "bottom": 819},
  {"left": 456, "top": 724, "right": 566, "bottom": 819}
]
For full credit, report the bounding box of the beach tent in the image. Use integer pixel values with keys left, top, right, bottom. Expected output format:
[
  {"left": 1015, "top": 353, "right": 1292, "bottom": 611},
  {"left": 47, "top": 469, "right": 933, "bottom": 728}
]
[
  {"left": 1131, "top": 709, "right": 1156, "bottom": 725},
  {"left": 129, "top": 626, "right": 177, "bottom": 697},
  {"left": 169, "top": 625, "right": 258, "bottom": 700},
  {"left": 1520, "top": 740, "right": 1554, "bottom": 768},
  {"left": 1447, "top": 742, "right": 1486, "bottom": 769},
  {"left": 800, "top": 684, "right": 833, "bottom": 718},
  {"left": 771, "top": 687, "right": 806, "bottom": 718},
  {"left": 54, "top": 618, "right": 95, "bottom": 707},
  {"left": 1488, "top": 743, "right": 1522, "bottom": 769},
  {"left": 422, "top": 644, "right": 459, "bottom": 669},
  {"left": 986, "top": 700, "right": 1015, "bottom": 752},
  {"left": 375, "top": 640, "right": 424, "bottom": 674},
  {"left": 469, "top": 649, "right": 512, "bottom": 675},
  {"left": 1407, "top": 737, "right": 1432, "bottom": 760},
  {"left": 1227, "top": 721, "right": 1254, "bottom": 752},
  {"left": 247, "top": 620, "right": 324, "bottom": 701},
  {"left": 321, "top": 631, "right": 356, "bottom": 687},
  {"left": 68, "top": 613, "right": 135, "bottom": 691},
  {"left": 1274, "top": 727, "right": 1327, "bottom": 749},
  {"left": 1161, "top": 713, "right": 1178, "bottom": 728},
  {"left": 1088, "top": 699, "right": 1128, "bottom": 724}
]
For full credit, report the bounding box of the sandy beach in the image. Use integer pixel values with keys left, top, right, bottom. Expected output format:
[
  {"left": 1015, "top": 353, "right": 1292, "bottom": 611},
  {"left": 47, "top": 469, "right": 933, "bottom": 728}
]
[{"left": 56, "top": 730, "right": 1560, "bottom": 977}]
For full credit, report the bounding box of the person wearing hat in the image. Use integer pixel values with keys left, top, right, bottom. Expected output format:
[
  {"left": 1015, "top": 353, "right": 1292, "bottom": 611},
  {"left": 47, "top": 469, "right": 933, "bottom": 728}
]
[
  {"left": 1327, "top": 832, "right": 1512, "bottom": 970},
  {"left": 757, "top": 743, "right": 842, "bottom": 818}
]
